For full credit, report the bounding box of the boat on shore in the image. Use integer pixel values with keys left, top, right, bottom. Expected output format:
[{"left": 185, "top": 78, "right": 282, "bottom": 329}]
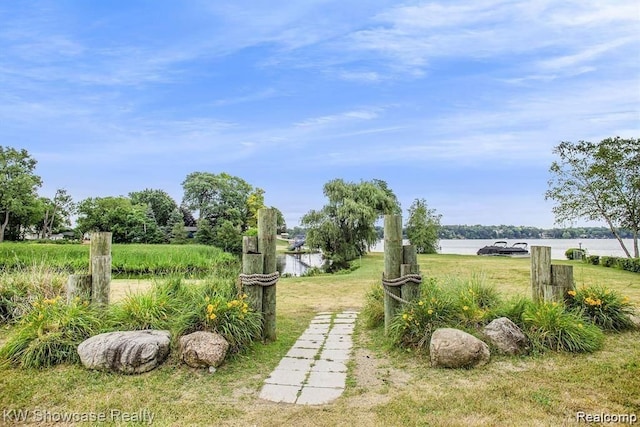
[{"left": 477, "top": 241, "right": 529, "bottom": 256}]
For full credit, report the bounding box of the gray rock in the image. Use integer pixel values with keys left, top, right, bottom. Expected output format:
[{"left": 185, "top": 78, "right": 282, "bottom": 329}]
[
  {"left": 629, "top": 314, "right": 640, "bottom": 330},
  {"left": 430, "top": 328, "right": 490, "bottom": 369},
  {"left": 78, "top": 330, "right": 170, "bottom": 374},
  {"left": 483, "top": 317, "right": 529, "bottom": 355},
  {"left": 179, "top": 331, "right": 229, "bottom": 368}
]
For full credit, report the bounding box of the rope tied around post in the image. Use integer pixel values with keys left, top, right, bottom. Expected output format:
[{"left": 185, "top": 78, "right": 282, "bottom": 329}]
[
  {"left": 381, "top": 273, "right": 422, "bottom": 305},
  {"left": 239, "top": 272, "right": 280, "bottom": 287}
]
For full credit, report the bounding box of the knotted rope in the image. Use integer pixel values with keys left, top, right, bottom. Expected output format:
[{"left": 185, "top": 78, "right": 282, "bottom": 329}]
[
  {"left": 239, "top": 272, "right": 280, "bottom": 287},
  {"left": 381, "top": 273, "right": 422, "bottom": 305}
]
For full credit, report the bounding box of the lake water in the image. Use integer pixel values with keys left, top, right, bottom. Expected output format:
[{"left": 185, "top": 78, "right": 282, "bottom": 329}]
[
  {"left": 371, "top": 239, "right": 635, "bottom": 260},
  {"left": 277, "top": 253, "right": 324, "bottom": 276}
]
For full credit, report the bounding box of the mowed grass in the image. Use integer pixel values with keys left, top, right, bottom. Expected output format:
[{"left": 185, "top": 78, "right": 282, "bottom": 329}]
[{"left": 1, "top": 253, "right": 638, "bottom": 426}]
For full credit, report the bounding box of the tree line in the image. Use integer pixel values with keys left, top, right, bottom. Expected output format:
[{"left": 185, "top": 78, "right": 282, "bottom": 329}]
[
  {"left": 0, "top": 146, "right": 285, "bottom": 250},
  {"left": 438, "top": 225, "right": 635, "bottom": 240},
  {"left": 2, "top": 136, "right": 637, "bottom": 263}
]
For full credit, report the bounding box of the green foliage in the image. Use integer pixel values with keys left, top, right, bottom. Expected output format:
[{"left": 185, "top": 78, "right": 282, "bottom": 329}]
[
  {"left": 0, "top": 297, "right": 104, "bottom": 368},
  {"left": 0, "top": 265, "right": 66, "bottom": 323},
  {"left": 383, "top": 276, "right": 501, "bottom": 350},
  {"left": 181, "top": 171, "right": 255, "bottom": 232},
  {"left": 213, "top": 220, "right": 242, "bottom": 253},
  {"left": 522, "top": 301, "right": 604, "bottom": 353},
  {"left": 129, "top": 189, "right": 179, "bottom": 228},
  {"left": 361, "top": 284, "right": 385, "bottom": 329},
  {"left": 405, "top": 198, "right": 441, "bottom": 254},
  {"left": 565, "top": 286, "right": 636, "bottom": 331},
  {"left": 302, "top": 178, "right": 400, "bottom": 272},
  {"left": 0, "top": 243, "right": 238, "bottom": 277},
  {"left": 0, "top": 146, "right": 43, "bottom": 242},
  {"left": 565, "top": 248, "right": 585, "bottom": 260},
  {"left": 546, "top": 137, "right": 639, "bottom": 258},
  {"left": 76, "top": 196, "right": 157, "bottom": 243},
  {"left": 598, "top": 256, "right": 640, "bottom": 273},
  {"left": 195, "top": 218, "right": 215, "bottom": 245},
  {"left": 587, "top": 255, "right": 600, "bottom": 265}
]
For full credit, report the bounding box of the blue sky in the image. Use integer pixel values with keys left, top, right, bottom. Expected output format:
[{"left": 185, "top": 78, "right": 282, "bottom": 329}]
[{"left": 1, "top": 1, "right": 638, "bottom": 228}]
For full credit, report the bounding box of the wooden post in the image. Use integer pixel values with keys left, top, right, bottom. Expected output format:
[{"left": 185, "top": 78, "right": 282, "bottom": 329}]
[
  {"left": 258, "top": 208, "right": 277, "bottom": 341},
  {"left": 66, "top": 274, "right": 92, "bottom": 304},
  {"left": 401, "top": 245, "right": 420, "bottom": 303},
  {"left": 242, "top": 236, "right": 264, "bottom": 314},
  {"left": 550, "top": 264, "right": 574, "bottom": 302},
  {"left": 384, "top": 215, "right": 403, "bottom": 333},
  {"left": 531, "top": 246, "right": 551, "bottom": 303},
  {"left": 90, "top": 232, "right": 112, "bottom": 306}
]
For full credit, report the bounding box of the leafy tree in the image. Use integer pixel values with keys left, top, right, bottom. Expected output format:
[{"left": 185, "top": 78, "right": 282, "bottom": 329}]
[
  {"left": 213, "top": 220, "right": 242, "bottom": 253},
  {"left": 273, "top": 206, "right": 287, "bottom": 235},
  {"left": 39, "top": 189, "right": 75, "bottom": 239},
  {"left": 76, "top": 196, "right": 149, "bottom": 243},
  {"left": 246, "top": 188, "right": 265, "bottom": 229},
  {"left": 302, "top": 178, "right": 400, "bottom": 271},
  {"left": 181, "top": 172, "right": 254, "bottom": 229},
  {"left": 0, "top": 147, "right": 42, "bottom": 242},
  {"left": 195, "top": 218, "right": 215, "bottom": 245},
  {"left": 546, "top": 137, "right": 639, "bottom": 258},
  {"left": 166, "top": 208, "right": 188, "bottom": 243},
  {"left": 129, "top": 189, "right": 178, "bottom": 228},
  {"left": 405, "top": 198, "right": 441, "bottom": 254}
]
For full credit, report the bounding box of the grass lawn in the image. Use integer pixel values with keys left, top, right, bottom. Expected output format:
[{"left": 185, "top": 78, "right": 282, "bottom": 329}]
[{"left": 1, "top": 254, "right": 638, "bottom": 426}]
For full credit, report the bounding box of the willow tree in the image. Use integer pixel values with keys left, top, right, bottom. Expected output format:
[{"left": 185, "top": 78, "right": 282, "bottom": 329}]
[
  {"left": 546, "top": 137, "right": 639, "bottom": 258},
  {"left": 302, "top": 178, "right": 400, "bottom": 271}
]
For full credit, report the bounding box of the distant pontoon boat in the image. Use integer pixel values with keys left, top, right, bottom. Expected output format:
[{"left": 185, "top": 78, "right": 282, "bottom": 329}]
[{"left": 477, "top": 241, "right": 529, "bottom": 256}]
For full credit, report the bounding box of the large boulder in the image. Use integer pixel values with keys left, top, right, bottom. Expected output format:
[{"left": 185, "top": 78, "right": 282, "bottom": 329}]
[
  {"left": 78, "top": 330, "right": 170, "bottom": 374},
  {"left": 430, "top": 328, "right": 490, "bottom": 369},
  {"left": 179, "top": 331, "right": 229, "bottom": 368},
  {"left": 483, "top": 317, "right": 529, "bottom": 355}
]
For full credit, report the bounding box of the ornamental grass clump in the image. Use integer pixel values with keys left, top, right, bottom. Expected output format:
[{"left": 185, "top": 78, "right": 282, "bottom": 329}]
[
  {"left": 176, "top": 289, "right": 262, "bottom": 354},
  {"left": 0, "top": 264, "right": 66, "bottom": 324},
  {"left": 361, "top": 283, "right": 384, "bottom": 329},
  {"left": 565, "top": 285, "right": 636, "bottom": 331},
  {"left": 388, "top": 290, "right": 456, "bottom": 350},
  {"left": 522, "top": 301, "right": 604, "bottom": 353},
  {"left": 449, "top": 274, "right": 502, "bottom": 328},
  {"left": 0, "top": 296, "right": 104, "bottom": 368}
]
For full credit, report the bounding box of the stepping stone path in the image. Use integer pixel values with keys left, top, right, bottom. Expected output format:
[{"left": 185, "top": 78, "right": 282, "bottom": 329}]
[{"left": 259, "top": 311, "right": 358, "bottom": 405}]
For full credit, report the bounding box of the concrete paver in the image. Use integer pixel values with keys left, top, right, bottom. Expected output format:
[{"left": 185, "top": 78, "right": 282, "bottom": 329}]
[
  {"left": 259, "top": 311, "right": 359, "bottom": 405},
  {"left": 259, "top": 384, "right": 300, "bottom": 403},
  {"left": 296, "top": 387, "right": 344, "bottom": 405},
  {"left": 264, "top": 369, "right": 308, "bottom": 386}
]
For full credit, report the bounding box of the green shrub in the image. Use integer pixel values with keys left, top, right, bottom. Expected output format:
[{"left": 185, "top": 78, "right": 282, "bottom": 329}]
[
  {"left": 565, "top": 248, "right": 585, "bottom": 260},
  {"left": 587, "top": 255, "right": 600, "bottom": 265},
  {"left": 522, "top": 301, "right": 604, "bottom": 353},
  {"left": 387, "top": 293, "right": 456, "bottom": 350},
  {"left": 361, "top": 284, "right": 385, "bottom": 329},
  {"left": 616, "top": 258, "right": 640, "bottom": 273},
  {"left": 565, "top": 286, "right": 636, "bottom": 331},
  {"left": 601, "top": 256, "right": 618, "bottom": 268},
  {"left": 449, "top": 274, "right": 501, "bottom": 327},
  {"left": 174, "top": 289, "right": 262, "bottom": 353},
  {"left": 387, "top": 275, "right": 501, "bottom": 350},
  {"left": 0, "top": 265, "right": 66, "bottom": 323},
  {"left": 0, "top": 297, "right": 104, "bottom": 368}
]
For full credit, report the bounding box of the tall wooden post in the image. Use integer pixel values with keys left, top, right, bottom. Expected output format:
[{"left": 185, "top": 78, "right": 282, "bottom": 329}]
[
  {"left": 549, "top": 265, "right": 574, "bottom": 302},
  {"left": 384, "top": 215, "right": 403, "bottom": 333},
  {"left": 258, "top": 208, "right": 277, "bottom": 341},
  {"left": 531, "top": 246, "right": 551, "bottom": 303},
  {"left": 401, "top": 244, "right": 420, "bottom": 302},
  {"left": 242, "top": 236, "right": 264, "bottom": 314},
  {"left": 90, "top": 232, "right": 112, "bottom": 306},
  {"left": 66, "top": 274, "right": 92, "bottom": 303}
]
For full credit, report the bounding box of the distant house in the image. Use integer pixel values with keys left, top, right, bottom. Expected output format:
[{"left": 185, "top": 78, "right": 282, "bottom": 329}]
[{"left": 185, "top": 226, "right": 198, "bottom": 238}]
